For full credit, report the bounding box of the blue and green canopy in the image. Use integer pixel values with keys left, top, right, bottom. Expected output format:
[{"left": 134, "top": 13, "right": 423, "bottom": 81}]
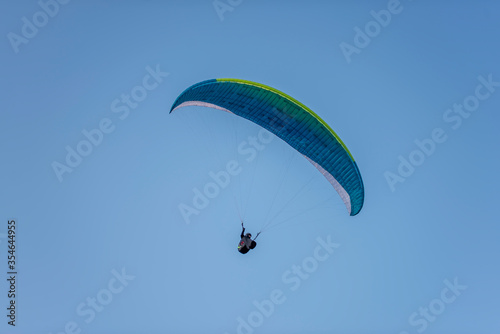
[{"left": 170, "top": 78, "right": 364, "bottom": 216}]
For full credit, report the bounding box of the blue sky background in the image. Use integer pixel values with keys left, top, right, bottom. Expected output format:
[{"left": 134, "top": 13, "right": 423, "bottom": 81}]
[{"left": 1, "top": 1, "right": 499, "bottom": 333}]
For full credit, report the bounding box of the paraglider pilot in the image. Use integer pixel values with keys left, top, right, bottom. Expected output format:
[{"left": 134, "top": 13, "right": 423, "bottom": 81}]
[{"left": 238, "top": 222, "right": 257, "bottom": 254}]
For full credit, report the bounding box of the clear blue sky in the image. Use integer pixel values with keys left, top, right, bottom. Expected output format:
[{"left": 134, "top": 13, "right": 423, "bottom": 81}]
[{"left": 1, "top": 1, "right": 499, "bottom": 333}]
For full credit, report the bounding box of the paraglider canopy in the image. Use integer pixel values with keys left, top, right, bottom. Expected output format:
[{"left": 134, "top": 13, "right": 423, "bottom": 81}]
[{"left": 170, "top": 78, "right": 364, "bottom": 216}]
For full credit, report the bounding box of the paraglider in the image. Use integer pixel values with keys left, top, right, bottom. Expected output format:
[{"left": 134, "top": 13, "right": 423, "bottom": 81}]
[
  {"left": 170, "top": 78, "right": 365, "bottom": 249},
  {"left": 238, "top": 222, "right": 257, "bottom": 254}
]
